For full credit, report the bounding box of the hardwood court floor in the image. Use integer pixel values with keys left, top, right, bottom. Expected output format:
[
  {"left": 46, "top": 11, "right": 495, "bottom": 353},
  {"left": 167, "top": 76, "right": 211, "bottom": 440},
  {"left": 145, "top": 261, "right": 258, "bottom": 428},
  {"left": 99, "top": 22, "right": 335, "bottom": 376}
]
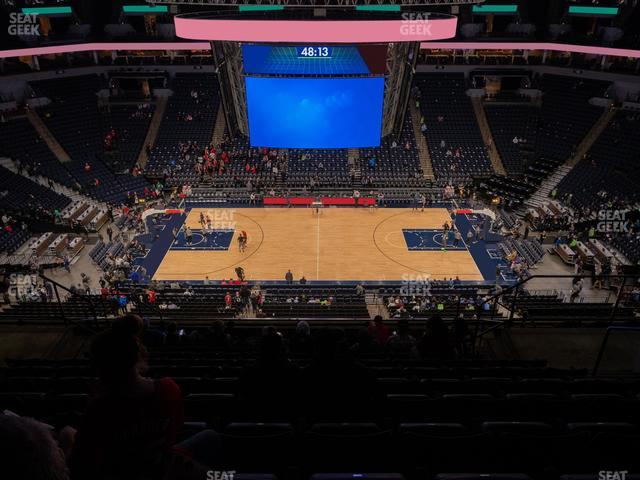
[{"left": 153, "top": 207, "right": 483, "bottom": 281}]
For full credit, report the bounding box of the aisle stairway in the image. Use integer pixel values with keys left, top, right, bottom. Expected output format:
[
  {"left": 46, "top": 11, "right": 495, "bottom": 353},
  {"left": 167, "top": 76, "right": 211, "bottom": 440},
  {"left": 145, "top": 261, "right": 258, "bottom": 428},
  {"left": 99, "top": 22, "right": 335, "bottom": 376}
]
[
  {"left": 137, "top": 96, "right": 168, "bottom": 169},
  {"left": 211, "top": 102, "right": 227, "bottom": 146},
  {"left": 26, "top": 110, "right": 71, "bottom": 163},
  {"left": 348, "top": 148, "right": 362, "bottom": 187},
  {"left": 365, "top": 291, "right": 388, "bottom": 320},
  {"left": 567, "top": 106, "right": 618, "bottom": 168},
  {"left": 409, "top": 102, "right": 435, "bottom": 180},
  {"left": 0, "top": 157, "right": 108, "bottom": 211},
  {"left": 471, "top": 96, "right": 506, "bottom": 176},
  {"left": 523, "top": 106, "right": 617, "bottom": 210}
]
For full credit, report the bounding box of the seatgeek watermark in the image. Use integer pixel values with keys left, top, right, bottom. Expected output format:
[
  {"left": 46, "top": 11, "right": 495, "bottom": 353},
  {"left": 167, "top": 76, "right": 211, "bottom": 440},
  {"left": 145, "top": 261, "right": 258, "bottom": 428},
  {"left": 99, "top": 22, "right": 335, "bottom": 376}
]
[
  {"left": 206, "top": 471, "right": 236, "bottom": 480},
  {"left": 206, "top": 209, "right": 237, "bottom": 231},
  {"left": 400, "top": 273, "right": 432, "bottom": 296},
  {"left": 598, "top": 471, "right": 629, "bottom": 480},
  {"left": 400, "top": 12, "right": 433, "bottom": 37},
  {"left": 596, "top": 209, "right": 630, "bottom": 233},
  {"left": 8, "top": 273, "right": 38, "bottom": 299},
  {"left": 8, "top": 13, "right": 40, "bottom": 36}
]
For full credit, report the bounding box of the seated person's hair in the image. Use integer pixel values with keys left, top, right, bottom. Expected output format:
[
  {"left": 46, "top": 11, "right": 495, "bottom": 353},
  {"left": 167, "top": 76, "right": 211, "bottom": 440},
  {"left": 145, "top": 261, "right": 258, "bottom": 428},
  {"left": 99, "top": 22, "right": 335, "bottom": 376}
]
[
  {"left": 0, "top": 414, "right": 69, "bottom": 480},
  {"left": 91, "top": 318, "right": 148, "bottom": 387}
]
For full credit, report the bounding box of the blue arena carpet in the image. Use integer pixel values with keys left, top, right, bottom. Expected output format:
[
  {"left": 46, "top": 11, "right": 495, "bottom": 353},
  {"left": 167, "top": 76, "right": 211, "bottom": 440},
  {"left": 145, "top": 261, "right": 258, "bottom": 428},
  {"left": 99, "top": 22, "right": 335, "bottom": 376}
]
[
  {"left": 132, "top": 212, "right": 187, "bottom": 280},
  {"left": 453, "top": 212, "right": 514, "bottom": 282}
]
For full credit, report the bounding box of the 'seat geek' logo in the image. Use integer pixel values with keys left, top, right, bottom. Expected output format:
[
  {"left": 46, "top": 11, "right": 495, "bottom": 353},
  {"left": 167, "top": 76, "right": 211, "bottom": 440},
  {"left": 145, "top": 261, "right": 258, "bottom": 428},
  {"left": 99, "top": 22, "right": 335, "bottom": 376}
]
[{"left": 8, "top": 13, "right": 41, "bottom": 36}]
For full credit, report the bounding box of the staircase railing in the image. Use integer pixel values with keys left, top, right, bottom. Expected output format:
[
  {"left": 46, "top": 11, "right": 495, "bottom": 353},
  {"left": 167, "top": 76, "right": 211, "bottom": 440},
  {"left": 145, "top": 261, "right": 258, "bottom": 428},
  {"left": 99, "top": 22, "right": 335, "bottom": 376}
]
[
  {"left": 593, "top": 325, "right": 640, "bottom": 375},
  {"left": 409, "top": 101, "right": 435, "bottom": 180},
  {"left": 471, "top": 96, "right": 506, "bottom": 176},
  {"left": 38, "top": 273, "right": 101, "bottom": 330}
]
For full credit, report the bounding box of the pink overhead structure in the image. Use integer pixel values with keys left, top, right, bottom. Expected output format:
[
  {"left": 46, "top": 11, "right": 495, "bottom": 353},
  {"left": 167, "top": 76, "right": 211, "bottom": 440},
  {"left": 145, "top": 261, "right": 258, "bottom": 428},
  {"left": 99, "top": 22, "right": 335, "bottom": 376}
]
[
  {"left": 173, "top": 15, "right": 458, "bottom": 43},
  {"left": 420, "top": 42, "right": 640, "bottom": 58},
  {"left": 1, "top": 41, "right": 639, "bottom": 60},
  {"left": 0, "top": 42, "right": 210, "bottom": 59}
]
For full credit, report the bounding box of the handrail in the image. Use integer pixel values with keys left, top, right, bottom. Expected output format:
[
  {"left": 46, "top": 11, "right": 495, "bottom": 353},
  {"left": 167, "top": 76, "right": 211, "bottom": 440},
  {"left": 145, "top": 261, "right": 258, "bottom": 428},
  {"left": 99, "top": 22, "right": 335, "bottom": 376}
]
[
  {"left": 22, "top": 273, "right": 637, "bottom": 366},
  {"left": 481, "top": 273, "right": 632, "bottom": 315},
  {"left": 592, "top": 325, "right": 640, "bottom": 376},
  {"left": 38, "top": 273, "right": 100, "bottom": 331},
  {"left": 469, "top": 273, "right": 636, "bottom": 354}
]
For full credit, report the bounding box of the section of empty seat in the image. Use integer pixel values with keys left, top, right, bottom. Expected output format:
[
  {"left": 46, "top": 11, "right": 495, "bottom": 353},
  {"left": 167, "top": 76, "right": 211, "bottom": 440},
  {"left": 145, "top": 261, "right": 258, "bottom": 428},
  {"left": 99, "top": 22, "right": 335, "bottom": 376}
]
[
  {"left": 29, "top": 74, "right": 151, "bottom": 204},
  {"left": 484, "top": 104, "right": 540, "bottom": 176},
  {"left": 415, "top": 73, "right": 494, "bottom": 182},
  {"left": 534, "top": 74, "right": 610, "bottom": 164},
  {"left": 361, "top": 112, "right": 426, "bottom": 188},
  {"left": 0, "top": 116, "right": 76, "bottom": 187},
  {"left": 0, "top": 165, "right": 71, "bottom": 214}
]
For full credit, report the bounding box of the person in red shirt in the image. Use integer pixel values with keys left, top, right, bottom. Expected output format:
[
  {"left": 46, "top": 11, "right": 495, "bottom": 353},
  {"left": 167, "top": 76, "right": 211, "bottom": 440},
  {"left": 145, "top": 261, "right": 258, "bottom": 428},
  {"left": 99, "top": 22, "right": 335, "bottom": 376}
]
[
  {"left": 224, "top": 291, "right": 233, "bottom": 309},
  {"left": 68, "top": 317, "right": 220, "bottom": 478},
  {"left": 69, "top": 320, "right": 183, "bottom": 479},
  {"left": 368, "top": 315, "right": 391, "bottom": 345}
]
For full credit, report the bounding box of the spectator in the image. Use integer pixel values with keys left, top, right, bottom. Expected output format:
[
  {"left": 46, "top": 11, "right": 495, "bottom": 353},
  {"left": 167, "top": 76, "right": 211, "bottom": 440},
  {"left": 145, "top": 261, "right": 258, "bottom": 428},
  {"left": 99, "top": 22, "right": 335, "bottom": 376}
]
[
  {"left": 350, "top": 325, "right": 383, "bottom": 356},
  {"left": 290, "top": 320, "right": 313, "bottom": 355},
  {"left": 570, "top": 277, "right": 584, "bottom": 303},
  {"left": 418, "top": 315, "right": 453, "bottom": 359},
  {"left": 368, "top": 315, "right": 390, "bottom": 345},
  {"left": 301, "top": 328, "right": 375, "bottom": 412},
  {"left": 68, "top": 318, "right": 219, "bottom": 478},
  {"left": 0, "top": 414, "right": 70, "bottom": 480},
  {"left": 386, "top": 319, "right": 417, "bottom": 357},
  {"left": 239, "top": 327, "right": 299, "bottom": 410}
]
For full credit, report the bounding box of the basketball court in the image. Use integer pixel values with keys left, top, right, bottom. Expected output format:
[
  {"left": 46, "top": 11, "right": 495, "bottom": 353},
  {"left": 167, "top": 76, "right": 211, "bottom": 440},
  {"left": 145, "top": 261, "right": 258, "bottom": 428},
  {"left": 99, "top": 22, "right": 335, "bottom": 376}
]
[{"left": 152, "top": 207, "right": 484, "bottom": 282}]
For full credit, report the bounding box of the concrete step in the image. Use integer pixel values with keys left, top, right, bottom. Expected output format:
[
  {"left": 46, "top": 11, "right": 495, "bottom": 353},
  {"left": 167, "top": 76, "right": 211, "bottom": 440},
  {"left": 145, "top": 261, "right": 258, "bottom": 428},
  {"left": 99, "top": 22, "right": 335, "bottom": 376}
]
[
  {"left": 137, "top": 96, "right": 168, "bottom": 169},
  {"left": 471, "top": 96, "right": 506, "bottom": 176},
  {"left": 2, "top": 157, "right": 107, "bottom": 210},
  {"left": 26, "top": 110, "right": 71, "bottom": 163},
  {"left": 409, "top": 101, "right": 435, "bottom": 180},
  {"left": 211, "top": 100, "right": 227, "bottom": 146}
]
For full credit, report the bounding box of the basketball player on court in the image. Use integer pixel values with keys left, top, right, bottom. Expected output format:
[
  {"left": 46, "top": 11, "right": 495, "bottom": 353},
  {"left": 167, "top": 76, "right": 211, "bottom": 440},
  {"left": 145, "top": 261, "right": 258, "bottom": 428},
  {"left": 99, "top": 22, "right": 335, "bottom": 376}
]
[
  {"left": 235, "top": 266, "right": 245, "bottom": 282},
  {"left": 241, "top": 230, "right": 248, "bottom": 252}
]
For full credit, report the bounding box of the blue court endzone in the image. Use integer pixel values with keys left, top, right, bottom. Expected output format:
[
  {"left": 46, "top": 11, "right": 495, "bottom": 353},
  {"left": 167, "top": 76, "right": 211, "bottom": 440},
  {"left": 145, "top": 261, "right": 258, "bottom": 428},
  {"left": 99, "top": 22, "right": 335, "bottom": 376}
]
[
  {"left": 402, "top": 229, "right": 467, "bottom": 251},
  {"left": 454, "top": 212, "right": 518, "bottom": 282},
  {"left": 170, "top": 229, "right": 234, "bottom": 251}
]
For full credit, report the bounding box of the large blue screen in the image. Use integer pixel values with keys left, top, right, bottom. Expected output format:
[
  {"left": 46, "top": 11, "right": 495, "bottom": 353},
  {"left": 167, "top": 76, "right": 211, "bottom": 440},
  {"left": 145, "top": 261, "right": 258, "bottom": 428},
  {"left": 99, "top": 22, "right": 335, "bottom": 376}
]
[{"left": 245, "top": 77, "right": 384, "bottom": 149}]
